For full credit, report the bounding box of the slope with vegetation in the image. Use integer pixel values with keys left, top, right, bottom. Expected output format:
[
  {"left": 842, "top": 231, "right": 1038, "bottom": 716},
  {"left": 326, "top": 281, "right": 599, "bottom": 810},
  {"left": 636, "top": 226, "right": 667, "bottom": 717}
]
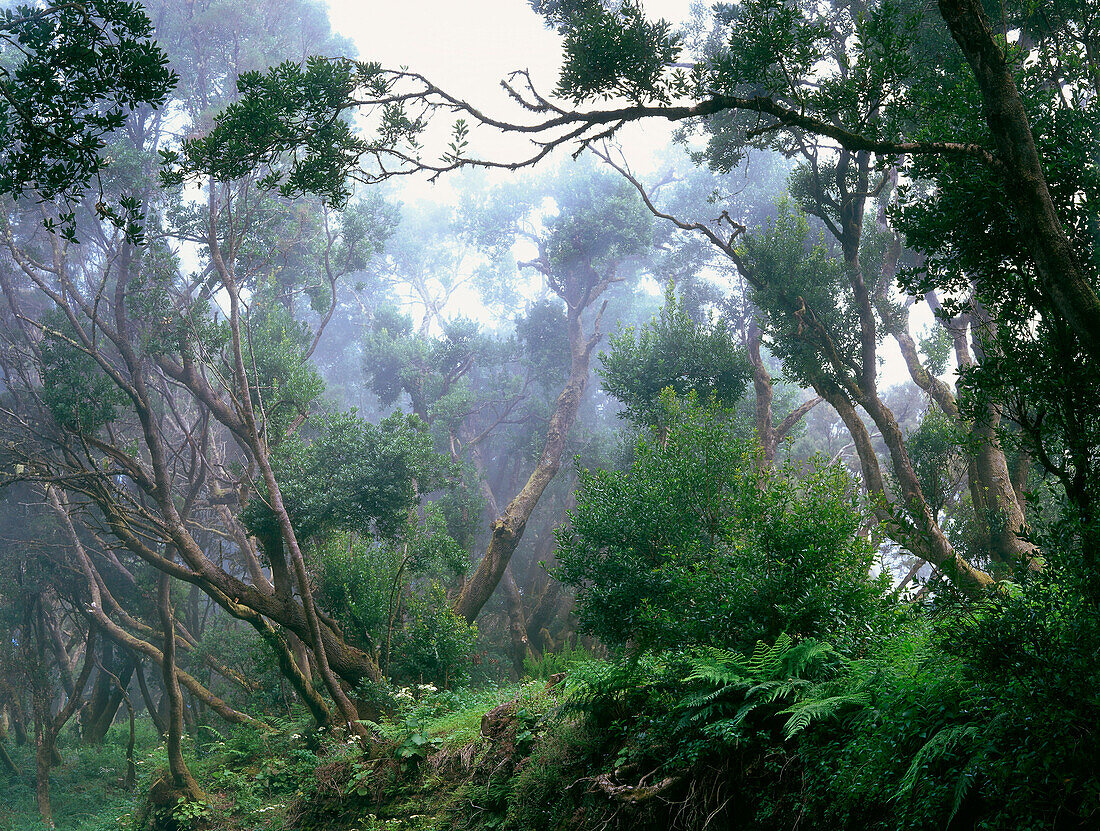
[{"left": 1, "top": 0, "right": 1099, "bottom": 829}]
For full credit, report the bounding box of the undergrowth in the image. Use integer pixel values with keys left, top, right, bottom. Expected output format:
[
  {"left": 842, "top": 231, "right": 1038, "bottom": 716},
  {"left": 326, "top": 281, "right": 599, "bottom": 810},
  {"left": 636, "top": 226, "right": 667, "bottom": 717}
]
[{"left": 8, "top": 593, "right": 1099, "bottom": 831}]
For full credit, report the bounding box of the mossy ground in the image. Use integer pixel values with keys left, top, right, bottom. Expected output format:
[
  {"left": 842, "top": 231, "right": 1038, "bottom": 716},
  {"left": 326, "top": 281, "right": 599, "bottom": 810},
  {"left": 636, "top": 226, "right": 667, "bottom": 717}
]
[{"left": 0, "top": 680, "right": 573, "bottom": 831}]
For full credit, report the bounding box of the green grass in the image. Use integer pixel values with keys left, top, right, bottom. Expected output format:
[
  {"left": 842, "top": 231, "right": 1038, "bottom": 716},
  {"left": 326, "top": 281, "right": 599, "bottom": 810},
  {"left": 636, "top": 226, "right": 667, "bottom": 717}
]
[
  {"left": 0, "top": 720, "right": 159, "bottom": 831},
  {"left": 424, "top": 685, "right": 523, "bottom": 749},
  {"left": 0, "top": 675, "right": 572, "bottom": 831}
]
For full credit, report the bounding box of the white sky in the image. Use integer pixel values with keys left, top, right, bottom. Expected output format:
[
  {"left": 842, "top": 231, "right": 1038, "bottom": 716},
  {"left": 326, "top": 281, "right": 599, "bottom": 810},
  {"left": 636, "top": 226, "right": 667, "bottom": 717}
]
[
  {"left": 321, "top": 0, "right": 929, "bottom": 386},
  {"left": 325, "top": 0, "right": 699, "bottom": 189},
  {"left": 325, "top": 1, "right": 697, "bottom": 106}
]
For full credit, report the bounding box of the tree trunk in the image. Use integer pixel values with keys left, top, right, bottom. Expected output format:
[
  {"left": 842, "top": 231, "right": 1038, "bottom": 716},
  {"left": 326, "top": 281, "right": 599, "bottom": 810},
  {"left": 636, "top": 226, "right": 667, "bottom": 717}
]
[
  {"left": 938, "top": 0, "right": 1100, "bottom": 361},
  {"left": 749, "top": 321, "right": 821, "bottom": 466},
  {"left": 51, "top": 486, "right": 266, "bottom": 731},
  {"left": 0, "top": 739, "right": 16, "bottom": 777},
  {"left": 94, "top": 656, "right": 138, "bottom": 791},
  {"left": 891, "top": 306, "right": 1036, "bottom": 570},
  {"left": 210, "top": 221, "right": 366, "bottom": 737},
  {"left": 454, "top": 305, "right": 599, "bottom": 623},
  {"left": 35, "top": 625, "right": 97, "bottom": 828},
  {"left": 157, "top": 573, "right": 204, "bottom": 802},
  {"left": 969, "top": 407, "right": 1039, "bottom": 572},
  {"left": 502, "top": 569, "right": 535, "bottom": 678},
  {"left": 135, "top": 660, "right": 167, "bottom": 737},
  {"left": 748, "top": 320, "right": 778, "bottom": 463},
  {"left": 10, "top": 696, "right": 27, "bottom": 746},
  {"left": 252, "top": 621, "right": 331, "bottom": 727},
  {"left": 81, "top": 642, "right": 136, "bottom": 743},
  {"left": 859, "top": 392, "right": 994, "bottom": 592}
]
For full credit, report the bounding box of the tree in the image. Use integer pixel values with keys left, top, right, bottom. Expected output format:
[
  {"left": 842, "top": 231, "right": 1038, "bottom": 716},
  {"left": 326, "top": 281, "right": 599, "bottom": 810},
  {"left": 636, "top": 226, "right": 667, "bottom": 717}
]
[
  {"left": 557, "top": 391, "right": 886, "bottom": 653},
  {"left": 600, "top": 283, "right": 751, "bottom": 428},
  {"left": 450, "top": 162, "right": 656, "bottom": 622},
  {"left": 0, "top": 0, "right": 175, "bottom": 234},
  {"left": 0, "top": 1, "right": 423, "bottom": 772},
  {"left": 181, "top": 0, "right": 1094, "bottom": 590},
  {"left": 179, "top": 0, "right": 1098, "bottom": 358}
]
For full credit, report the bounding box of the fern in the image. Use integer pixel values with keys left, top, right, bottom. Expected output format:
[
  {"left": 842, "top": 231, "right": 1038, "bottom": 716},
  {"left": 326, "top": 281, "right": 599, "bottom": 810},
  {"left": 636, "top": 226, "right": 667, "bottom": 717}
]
[
  {"left": 746, "top": 633, "right": 793, "bottom": 677},
  {"left": 899, "top": 724, "right": 979, "bottom": 795},
  {"left": 780, "top": 688, "right": 871, "bottom": 739},
  {"left": 684, "top": 648, "right": 753, "bottom": 685},
  {"left": 674, "top": 634, "right": 850, "bottom": 748},
  {"left": 896, "top": 711, "right": 1005, "bottom": 823},
  {"left": 782, "top": 640, "right": 838, "bottom": 677},
  {"left": 562, "top": 654, "right": 665, "bottom": 721}
]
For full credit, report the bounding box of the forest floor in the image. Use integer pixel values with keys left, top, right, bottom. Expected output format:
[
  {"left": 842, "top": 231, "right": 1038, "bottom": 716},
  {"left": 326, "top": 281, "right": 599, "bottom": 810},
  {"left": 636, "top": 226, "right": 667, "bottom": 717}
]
[{"left": 0, "top": 678, "right": 571, "bottom": 831}]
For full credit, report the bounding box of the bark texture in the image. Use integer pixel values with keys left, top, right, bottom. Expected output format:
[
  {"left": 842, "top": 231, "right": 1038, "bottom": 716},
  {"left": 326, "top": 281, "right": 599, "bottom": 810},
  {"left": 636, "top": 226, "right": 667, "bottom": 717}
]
[
  {"left": 938, "top": 0, "right": 1100, "bottom": 360},
  {"left": 454, "top": 304, "right": 600, "bottom": 623}
]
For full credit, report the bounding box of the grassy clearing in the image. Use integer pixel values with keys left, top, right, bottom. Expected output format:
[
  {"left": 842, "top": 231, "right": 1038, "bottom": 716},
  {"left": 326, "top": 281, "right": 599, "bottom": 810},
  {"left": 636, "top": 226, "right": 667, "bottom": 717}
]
[
  {"left": 0, "top": 679, "right": 563, "bottom": 831},
  {"left": 0, "top": 721, "right": 160, "bottom": 831}
]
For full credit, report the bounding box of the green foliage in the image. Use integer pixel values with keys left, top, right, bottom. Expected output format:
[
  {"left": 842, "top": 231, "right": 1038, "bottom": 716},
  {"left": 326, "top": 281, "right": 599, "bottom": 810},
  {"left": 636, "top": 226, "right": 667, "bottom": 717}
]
[
  {"left": 542, "top": 0, "right": 685, "bottom": 105},
  {"left": 362, "top": 307, "right": 498, "bottom": 428},
  {"left": 126, "top": 238, "right": 230, "bottom": 360},
  {"left": 917, "top": 322, "right": 953, "bottom": 377},
  {"left": 521, "top": 582, "right": 1100, "bottom": 829},
  {"left": 315, "top": 515, "right": 470, "bottom": 687},
  {"left": 712, "top": 0, "right": 828, "bottom": 94},
  {"left": 244, "top": 289, "right": 327, "bottom": 434},
  {"left": 190, "top": 617, "right": 292, "bottom": 712},
  {"left": 38, "top": 312, "right": 127, "bottom": 432},
  {"left": 521, "top": 638, "right": 593, "bottom": 681},
  {"left": 393, "top": 712, "right": 444, "bottom": 770},
  {"left": 515, "top": 298, "right": 571, "bottom": 384},
  {"left": 739, "top": 201, "right": 860, "bottom": 391},
  {"left": 540, "top": 163, "right": 653, "bottom": 286},
  {"left": 905, "top": 405, "right": 973, "bottom": 538},
  {"left": 0, "top": 720, "right": 162, "bottom": 831},
  {"left": 929, "top": 567, "right": 1100, "bottom": 826},
  {"left": 420, "top": 685, "right": 527, "bottom": 749},
  {"left": 0, "top": 0, "right": 176, "bottom": 238},
  {"left": 164, "top": 56, "right": 390, "bottom": 207},
  {"left": 315, "top": 534, "right": 400, "bottom": 653},
  {"left": 363, "top": 306, "right": 420, "bottom": 410},
  {"left": 601, "top": 284, "right": 751, "bottom": 426},
  {"left": 391, "top": 583, "right": 477, "bottom": 689},
  {"left": 170, "top": 795, "right": 211, "bottom": 828},
  {"left": 675, "top": 635, "right": 851, "bottom": 748},
  {"left": 885, "top": 0, "right": 1100, "bottom": 527},
  {"left": 557, "top": 391, "right": 887, "bottom": 653},
  {"left": 244, "top": 409, "right": 448, "bottom": 542}
]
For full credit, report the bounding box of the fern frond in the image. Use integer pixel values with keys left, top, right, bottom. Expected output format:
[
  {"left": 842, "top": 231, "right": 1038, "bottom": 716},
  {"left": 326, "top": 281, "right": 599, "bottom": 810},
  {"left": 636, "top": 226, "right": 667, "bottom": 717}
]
[
  {"left": 769, "top": 678, "right": 812, "bottom": 703},
  {"left": 731, "top": 700, "right": 759, "bottom": 729},
  {"left": 684, "top": 647, "right": 751, "bottom": 683},
  {"left": 685, "top": 665, "right": 753, "bottom": 687},
  {"left": 745, "top": 679, "right": 782, "bottom": 699},
  {"left": 779, "top": 690, "right": 871, "bottom": 739},
  {"left": 949, "top": 760, "right": 979, "bottom": 822},
  {"left": 747, "top": 633, "right": 792, "bottom": 677},
  {"left": 898, "top": 724, "right": 980, "bottom": 798},
  {"left": 782, "top": 640, "right": 837, "bottom": 678}
]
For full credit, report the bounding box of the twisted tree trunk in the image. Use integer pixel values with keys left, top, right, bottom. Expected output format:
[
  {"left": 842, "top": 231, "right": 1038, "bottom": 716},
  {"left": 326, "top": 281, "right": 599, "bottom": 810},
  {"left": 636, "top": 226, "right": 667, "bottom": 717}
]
[
  {"left": 157, "top": 573, "right": 204, "bottom": 802},
  {"left": 938, "top": 0, "right": 1100, "bottom": 362},
  {"left": 454, "top": 303, "right": 601, "bottom": 623}
]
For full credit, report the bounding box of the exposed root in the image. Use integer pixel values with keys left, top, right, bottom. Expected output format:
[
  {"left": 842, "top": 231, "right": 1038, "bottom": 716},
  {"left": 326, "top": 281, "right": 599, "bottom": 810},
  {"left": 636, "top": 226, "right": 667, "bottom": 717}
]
[{"left": 593, "top": 770, "right": 681, "bottom": 803}]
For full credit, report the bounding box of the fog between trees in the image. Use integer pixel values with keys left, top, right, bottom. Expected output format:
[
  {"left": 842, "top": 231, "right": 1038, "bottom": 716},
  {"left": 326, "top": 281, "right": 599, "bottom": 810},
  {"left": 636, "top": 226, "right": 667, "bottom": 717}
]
[{"left": 1, "top": 1, "right": 1099, "bottom": 829}]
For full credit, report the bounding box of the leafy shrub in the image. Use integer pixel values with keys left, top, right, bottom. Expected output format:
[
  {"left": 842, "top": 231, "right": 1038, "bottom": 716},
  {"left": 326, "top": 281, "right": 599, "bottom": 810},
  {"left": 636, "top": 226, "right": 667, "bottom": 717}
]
[
  {"left": 932, "top": 569, "right": 1100, "bottom": 828},
  {"left": 38, "top": 311, "right": 127, "bottom": 432},
  {"left": 390, "top": 582, "right": 477, "bottom": 689},
  {"left": 600, "top": 284, "right": 750, "bottom": 426},
  {"left": 557, "top": 391, "right": 889, "bottom": 654}
]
